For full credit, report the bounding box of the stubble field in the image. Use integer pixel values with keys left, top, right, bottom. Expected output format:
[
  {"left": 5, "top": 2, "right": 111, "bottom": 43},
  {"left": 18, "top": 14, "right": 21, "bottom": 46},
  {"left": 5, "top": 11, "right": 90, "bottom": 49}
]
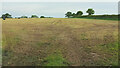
[{"left": 2, "top": 18, "right": 118, "bottom": 66}]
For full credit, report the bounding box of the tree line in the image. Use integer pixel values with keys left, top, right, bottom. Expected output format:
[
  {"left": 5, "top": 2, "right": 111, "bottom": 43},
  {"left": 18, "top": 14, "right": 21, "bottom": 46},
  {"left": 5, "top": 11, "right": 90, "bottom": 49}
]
[
  {"left": 1, "top": 8, "right": 95, "bottom": 19},
  {"left": 1, "top": 13, "right": 53, "bottom": 19},
  {"left": 65, "top": 8, "right": 95, "bottom": 18},
  {"left": 20, "top": 15, "right": 47, "bottom": 18}
]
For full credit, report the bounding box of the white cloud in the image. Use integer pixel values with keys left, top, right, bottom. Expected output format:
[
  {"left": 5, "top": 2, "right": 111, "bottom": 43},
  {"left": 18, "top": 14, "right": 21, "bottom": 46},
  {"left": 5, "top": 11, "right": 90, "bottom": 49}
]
[{"left": 2, "top": 0, "right": 120, "bottom": 2}]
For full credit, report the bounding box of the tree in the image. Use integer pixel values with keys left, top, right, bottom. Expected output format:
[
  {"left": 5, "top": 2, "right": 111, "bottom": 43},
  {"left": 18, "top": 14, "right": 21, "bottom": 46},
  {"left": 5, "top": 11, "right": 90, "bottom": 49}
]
[
  {"left": 40, "top": 16, "right": 45, "bottom": 18},
  {"left": 65, "top": 12, "right": 72, "bottom": 18},
  {"left": 21, "top": 16, "right": 28, "bottom": 18},
  {"left": 86, "top": 8, "right": 95, "bottom": 15},
  {"left": 31, "top": 15, "right": 38, "bottom": 18},
  {"left": 2, "top": 13, "right": 12, "bottom": 18},
  {"left": 72, "top": 13, "right": 76, "bottom": 18},
  {"left": 76, "top": 11, "right": 83, "bottom": 17}
]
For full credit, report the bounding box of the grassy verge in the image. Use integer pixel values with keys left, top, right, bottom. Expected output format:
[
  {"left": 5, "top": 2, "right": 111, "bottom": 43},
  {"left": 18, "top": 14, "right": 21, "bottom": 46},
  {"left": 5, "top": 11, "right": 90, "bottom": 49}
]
[
  {"left": 79, "top": 17, "right": 119, "bottom": 21},
  {"left": 72, "top": 15, "right": 119, "bottom": 21}
]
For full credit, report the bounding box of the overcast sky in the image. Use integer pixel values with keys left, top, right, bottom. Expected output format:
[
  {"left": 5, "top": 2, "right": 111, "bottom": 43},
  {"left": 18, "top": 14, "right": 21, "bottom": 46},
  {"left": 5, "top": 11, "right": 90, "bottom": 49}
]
[
  {"left": 1, "top": 0, "right": 119, "bottom": 2},
  {"left": 1, "top": 2, "right": 118, "bottom": 18},
  {"left": 0, "top": 0, "right": 118, "bottom": 18}
]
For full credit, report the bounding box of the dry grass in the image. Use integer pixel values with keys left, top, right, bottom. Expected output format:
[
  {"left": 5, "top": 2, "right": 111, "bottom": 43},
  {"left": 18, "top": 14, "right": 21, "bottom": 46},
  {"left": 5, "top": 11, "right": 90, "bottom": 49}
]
[{"left": 2, "top": 18, "right": 118, "bottom": 66}]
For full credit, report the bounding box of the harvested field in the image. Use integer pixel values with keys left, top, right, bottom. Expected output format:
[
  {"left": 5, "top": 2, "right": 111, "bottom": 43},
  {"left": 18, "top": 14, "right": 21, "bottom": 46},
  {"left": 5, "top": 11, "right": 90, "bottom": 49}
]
[{"left": 2, "top": 18, "right": 118, "bottom": 66}]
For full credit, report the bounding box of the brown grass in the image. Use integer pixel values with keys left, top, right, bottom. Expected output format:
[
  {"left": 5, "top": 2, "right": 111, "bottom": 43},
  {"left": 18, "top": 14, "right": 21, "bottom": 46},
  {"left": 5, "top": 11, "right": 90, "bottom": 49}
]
[{"left": 2, "top": 18, "right": 118, "bottom": 66}]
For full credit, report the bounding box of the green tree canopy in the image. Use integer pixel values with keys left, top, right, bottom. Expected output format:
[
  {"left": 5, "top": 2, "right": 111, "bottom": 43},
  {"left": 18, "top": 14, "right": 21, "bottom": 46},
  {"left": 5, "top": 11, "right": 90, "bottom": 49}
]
[
  {"left": 65, "top": 12, "right": 73, "bottom": 18},
  {"left": 76, "top": 11, "right": 83, "bottom": 17},
  {"left": 31, "top": 15, "right": 38, "bottom": 18},
  {"left": 86, "top": 8, "right": 95, "bottom": 15},
  {"left": 40, "top": 16, "right": 45, "bottom": 18},
  {"left": 72, "top": 13, "right": 76, "bottom": 17},
  {"left": 76, "top": 11, "right": 83, "bottom": 16},
  {"left": 21, "top": 16, "right": 28, "bottom": 18},
  {"left": 2, "top": 13, "right": 12, "bottom": 18}
]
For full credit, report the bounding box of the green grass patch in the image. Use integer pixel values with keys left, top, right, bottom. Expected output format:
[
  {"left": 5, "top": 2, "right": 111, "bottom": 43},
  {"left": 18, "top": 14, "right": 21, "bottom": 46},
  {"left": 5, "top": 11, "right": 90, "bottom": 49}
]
[
  {"left": 99, "top": 42, "right": 118, "bottom": 51},
  {"left": 79, "top": 17, "right": 118, "bottom": 21},
  {"left": 94, "top": 42, "right": 118, "bottom": 66},
  {"left": 72, "top": 15, "right": 119, "bottom": 21},
  {"left": 42, "top": 51, "right": 68, "bottom": 66},
  {"left": 80, "top": 34, "right": 88, "bottom": 40}
]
